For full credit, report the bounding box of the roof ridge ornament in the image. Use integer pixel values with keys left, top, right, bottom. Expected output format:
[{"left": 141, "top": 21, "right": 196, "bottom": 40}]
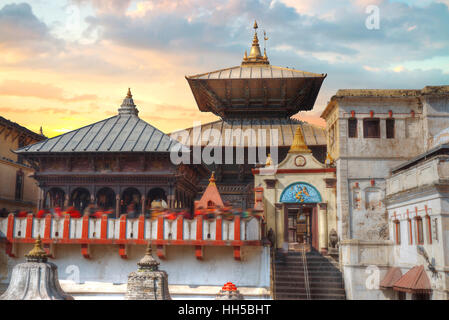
[
  {"left": 242, "top": 20, "right": 269, "bottom": 66},
  {"left": 118, "top": 88, "right": 139, "bottom": 116}
]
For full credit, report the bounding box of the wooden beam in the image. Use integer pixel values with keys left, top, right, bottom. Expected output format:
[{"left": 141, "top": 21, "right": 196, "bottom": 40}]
[{"left": 196, "top": 81, "right": 226, "bottom": 117}]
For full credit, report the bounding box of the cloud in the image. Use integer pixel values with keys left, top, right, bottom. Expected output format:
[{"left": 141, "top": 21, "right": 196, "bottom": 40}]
[
  {"left": 0, "top": 3, "right": 63, "bottom": 57},
  {"left": 0, "top": 80, "right": 98, "bottom": 102}
]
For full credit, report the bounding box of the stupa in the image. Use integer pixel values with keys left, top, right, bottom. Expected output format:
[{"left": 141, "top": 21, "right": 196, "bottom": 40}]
[
  {"left": 125, "top": 242, "right": 171, "bottom": 300},
  {"left": 0, "top": 236, "right": 73, "bottom": 300}
]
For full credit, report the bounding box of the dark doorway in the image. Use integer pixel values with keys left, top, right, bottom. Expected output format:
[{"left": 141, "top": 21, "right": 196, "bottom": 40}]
[{"left": 284, "top": 204, "right": 318, "bottom": 252}]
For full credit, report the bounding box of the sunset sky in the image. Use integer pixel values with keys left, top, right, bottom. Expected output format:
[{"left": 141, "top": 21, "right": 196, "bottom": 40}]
[{"left": 0, "top": 0, "right": 448, "bottom": 138}]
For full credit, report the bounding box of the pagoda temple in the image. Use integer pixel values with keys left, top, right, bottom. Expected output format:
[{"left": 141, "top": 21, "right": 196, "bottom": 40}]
[
  {"left": 15, "top": 89, "right": 208, "bottom": 216},
  {"left": 181, "top": 21, "right": 327, "bottom": 208}
]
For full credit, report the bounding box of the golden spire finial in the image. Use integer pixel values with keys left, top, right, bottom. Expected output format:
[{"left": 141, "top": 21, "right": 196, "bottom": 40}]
[
  {"left": 209, "top": 171, "right": 216, "bottom": 186},
  {"left": 242, "top": 20, "right": 269, "bottom": 66},
  {"left": 26, "top": 235, "right": 48, "bottom": 262},
  {"left": 289, "top": 126, "right": 311, "bottom": 153},
  {"left": 127, "top": 87, "right": 132, "bottom": 98}
]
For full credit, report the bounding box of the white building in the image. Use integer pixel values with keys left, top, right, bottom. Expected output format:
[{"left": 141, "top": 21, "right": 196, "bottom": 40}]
[{"left": 320, "top": 85, "right": 449, "bottom": 300}]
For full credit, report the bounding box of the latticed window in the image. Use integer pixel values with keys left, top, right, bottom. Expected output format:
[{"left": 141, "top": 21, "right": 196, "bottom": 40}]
[
  {"left": 348, "top": 118, "right": 357, "bottom": 138},
  {"left": 363, "top": 118, "right": 380, "bottom": 138}
]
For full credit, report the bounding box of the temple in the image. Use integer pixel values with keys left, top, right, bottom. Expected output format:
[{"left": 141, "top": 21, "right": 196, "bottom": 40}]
[
  {"left": 180, "top": 21, "right": 327, "bottom": 209},
  {"left": 0, "top": 21, "right": 448, "bottom": 300}
]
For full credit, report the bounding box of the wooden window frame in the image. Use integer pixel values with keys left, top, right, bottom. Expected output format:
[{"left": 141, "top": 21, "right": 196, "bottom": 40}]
[
  {"left": 415, "top": 216, "right": 424, "bottom": 245},
  {"left": 394, "top": 220, "right": 401, "bottom": 245},
  {"left": 408, "top": 218, "right": 413, "bottom": 245},
  {"left": 363, "top": 118, "right": 380, "bottom": 138}
]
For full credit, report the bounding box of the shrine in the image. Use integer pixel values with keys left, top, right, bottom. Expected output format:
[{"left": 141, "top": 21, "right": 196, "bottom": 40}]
[{"left": 253, "top": 126, "right": 337, "bottom": 253}]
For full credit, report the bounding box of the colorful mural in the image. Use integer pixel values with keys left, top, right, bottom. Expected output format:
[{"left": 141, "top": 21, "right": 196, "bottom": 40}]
[{"left": 280, "top": 182, "right": 322, "bottom": 203}]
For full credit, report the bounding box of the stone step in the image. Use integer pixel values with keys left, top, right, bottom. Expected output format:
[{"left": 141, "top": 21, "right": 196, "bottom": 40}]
[
  {"left": 275, "top": 270, "right": 343, "bottom": 278},
  {"left": 275, "top": 293, "right": 346, "bottom": 300},
  {"left": 276, "top": 287, "right": 345, "bottom": 295},
  {"left": 274, "top": 280, "right": 344, "bottom": 289}
]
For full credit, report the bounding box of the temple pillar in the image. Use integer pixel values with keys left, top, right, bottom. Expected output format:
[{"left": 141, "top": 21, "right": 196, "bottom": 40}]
[
  {"left": 141, "top": 194, "right": 146, "bottom": 215},
  {"left": 116, "top": 194, "right": 121, "bottom": 218},
  {"left": 318, "top": 203, "right": 328, "bottom": 254},
  {"left": 64, "top": 193, "right": 69, "bottom": 208}
]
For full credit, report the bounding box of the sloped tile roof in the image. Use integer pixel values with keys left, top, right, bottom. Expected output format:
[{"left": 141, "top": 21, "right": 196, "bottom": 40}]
[
  {"left": 15, "top": 114, "right": 185, "bottom": 154},
  {"left": 380, "top": 267, "right": 402, "bottom": 289},
  {"left": 393, "top": 265, "right": 432, "bottom": 294}
]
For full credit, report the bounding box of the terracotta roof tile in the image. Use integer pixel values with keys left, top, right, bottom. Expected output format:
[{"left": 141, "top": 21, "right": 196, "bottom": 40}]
[{"left": 393, "top": 265, "right": 432, "bottom": 294}]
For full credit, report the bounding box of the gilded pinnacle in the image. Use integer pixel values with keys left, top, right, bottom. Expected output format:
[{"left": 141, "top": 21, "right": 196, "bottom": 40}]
[
  {"left": 127, "top": 88, "right": 132, "bottom": 98},
  {"left": 26, "top": 235, "right": 48, "bottom": 262},
  {"left": 242, "top": 20, "right": 269, "bottom": 66},
  {"left": 209, "top": 171, "right": 216, "bottom": 186},
  {"left": 289, "top": 126, "right": 311, "bottom": 153}
]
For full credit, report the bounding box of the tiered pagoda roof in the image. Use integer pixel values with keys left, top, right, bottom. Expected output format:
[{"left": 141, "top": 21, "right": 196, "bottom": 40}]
[{"left": 186, "top": 21, "right": 327, "bottom": 119}]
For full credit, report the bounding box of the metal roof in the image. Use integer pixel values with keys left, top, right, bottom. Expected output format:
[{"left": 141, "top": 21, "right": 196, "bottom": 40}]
[
  {"left": 187, "top": 65, "right": 325, "bottom": 80},
  {"left": 15, "top": 114, "right": 186, "bottom": 154},
  {"left": 170, "top": 118, "right": 326, "bottom": 147}
]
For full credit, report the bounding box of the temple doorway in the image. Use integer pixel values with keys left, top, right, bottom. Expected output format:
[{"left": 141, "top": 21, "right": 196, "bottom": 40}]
[{"left": 284, "top": 204, "right": 318, "bottom": 252}]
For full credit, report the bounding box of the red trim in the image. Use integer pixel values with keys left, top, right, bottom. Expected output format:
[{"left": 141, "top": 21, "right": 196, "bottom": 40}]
[
  {"left": 25, "top": 214, "right": 33, "bottom": 239},
  {"left": 195, "top": 245, "right": 203, "bottom": 260},
  {"left": 118, "top": 244, "right": 127, "bottom": 259},
  {"left": 63, "top": 215, "right": 70, "bottom": 240},
  {"left": 196, "top": 215, "right": 203, "bottom": 240},
  {"left": 100, "top": 215, "right": 108, "bottom": 240},
  {"left": 216, "top": 216, "right": 222, "bottom": 241},
  {"left": 137, "top": 215, "right": 145, "bottom": 240},
  {"left": 394, "top": 219, "right": 401, "bottom": 245},
  {"left": 157, "top": 216, "right": 164, "bottom": 240},
  {"left": 176, "top": 216, "right": 183, "bottom": 240},
  {"left": 5, "top": 242, "right": 15, "bottom": 258},
  {"left": 82, "top": 215, "right": 89, "bottom": 240},
  {"left": 252, "top": 168, "right": 336, "bottom": 174},
  {"left": 6, "top": 214, "right": 14, "bottom": 240},
  {"left": 7, "top": 237, "right": 262, "bottom": 246},
  {"left": 234, "top": 216, "right": 241, "bottom": 241},
  {"left": 44, "top": 214, "right": 52, "bottom": 240},
  {"left": 81, "top": 243, "right": 90, "bottom": 259},
  {"left": 408, "top": 218, "right": 413, "bottom": 245},
  {"left": 119, "top": 215, "right": 127, "bottom": 240},
  {"left": 157, "top": 244, "right": 165, "bottom": 259},
  {"left": 233, "top": 246, "right": 241, "bottom": 261}
]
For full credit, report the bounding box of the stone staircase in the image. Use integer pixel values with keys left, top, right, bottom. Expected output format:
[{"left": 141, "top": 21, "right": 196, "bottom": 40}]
[{"left": 273, "top": 249, "right": 346, "bottom": 300}]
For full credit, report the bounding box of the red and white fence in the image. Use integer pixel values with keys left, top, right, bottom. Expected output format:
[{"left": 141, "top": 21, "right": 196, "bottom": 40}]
[{"left": 0, "top": 214, "right": 263, "bottom": 260}]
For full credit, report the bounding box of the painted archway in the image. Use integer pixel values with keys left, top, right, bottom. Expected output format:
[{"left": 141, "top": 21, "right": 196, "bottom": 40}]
[{"left": 280, "top": 182, "right": 322, "bottom": 203}]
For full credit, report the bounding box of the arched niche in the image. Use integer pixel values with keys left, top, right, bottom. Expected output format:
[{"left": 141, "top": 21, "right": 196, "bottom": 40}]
[
  {"left": 96, "top": 187, "right": 115, "bottom": 210},
  {"left": 280, "top": 182, "right": 322, "bottom": 204},
  {"left": 71, "top": 188, "right": 90, "bottom": 212}
]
